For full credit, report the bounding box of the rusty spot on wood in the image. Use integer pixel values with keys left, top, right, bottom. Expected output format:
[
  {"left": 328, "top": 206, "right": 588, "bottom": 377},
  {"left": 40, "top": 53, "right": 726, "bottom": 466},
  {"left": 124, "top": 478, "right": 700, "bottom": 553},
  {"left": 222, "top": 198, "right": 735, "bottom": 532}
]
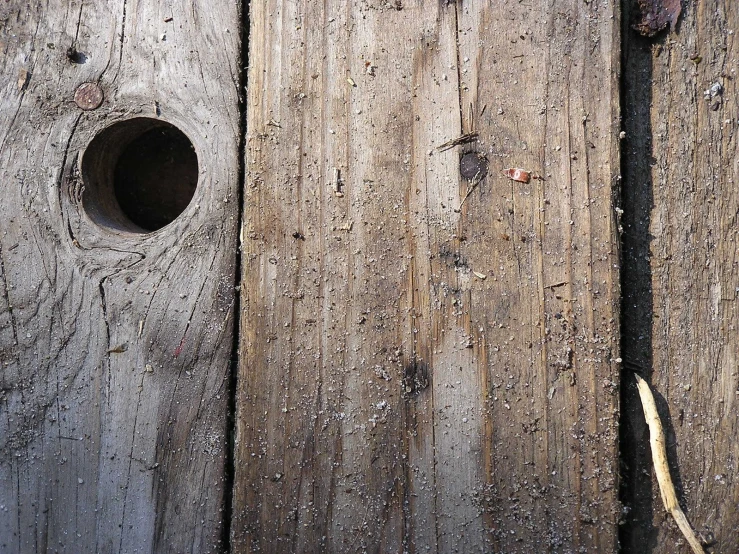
[
  {"left": 632, "top": 0, "right": 681, "bottom": 37},
  {"left": 74, "top": 82, "right": 104, "bottom": 110}
]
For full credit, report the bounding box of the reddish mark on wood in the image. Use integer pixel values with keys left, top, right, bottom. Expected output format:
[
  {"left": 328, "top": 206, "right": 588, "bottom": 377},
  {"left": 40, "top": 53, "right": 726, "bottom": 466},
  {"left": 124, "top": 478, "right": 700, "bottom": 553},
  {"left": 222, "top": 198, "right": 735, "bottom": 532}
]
[
  {"left": 74, "top": 82, "right": 104, "bottom": 110},
  {"left": 502, "top": 168, "right": 531, "bottom": 183},
  {"left": 174, "top": 336, "right": 186, "bottom": 357},
  {"left": 633, "top": 0, "right": 681, "bottom": 37}
]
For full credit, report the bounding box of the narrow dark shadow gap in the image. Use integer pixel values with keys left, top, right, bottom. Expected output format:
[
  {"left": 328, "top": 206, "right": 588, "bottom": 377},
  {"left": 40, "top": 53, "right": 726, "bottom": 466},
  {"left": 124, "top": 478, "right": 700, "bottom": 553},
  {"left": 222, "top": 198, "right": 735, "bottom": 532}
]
[
  {"left": 618, "top": 0, "right": 657, "bottom": 551},
  {"left": 222, "top": 1, "right": 250, "bottom": 551}
]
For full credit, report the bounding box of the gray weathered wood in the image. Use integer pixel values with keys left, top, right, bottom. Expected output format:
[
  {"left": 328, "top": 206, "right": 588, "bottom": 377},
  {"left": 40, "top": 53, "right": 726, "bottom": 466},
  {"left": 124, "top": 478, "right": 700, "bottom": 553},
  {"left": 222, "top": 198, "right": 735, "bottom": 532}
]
[
  {"left": 233, "top": 0, "right": 621, "bottom": 551},
  {"left": 620, "top": 1, "right": 739, "bottom": 551},
  {"left": 0, "top": 1, "right": 240, "bottom": 552}
]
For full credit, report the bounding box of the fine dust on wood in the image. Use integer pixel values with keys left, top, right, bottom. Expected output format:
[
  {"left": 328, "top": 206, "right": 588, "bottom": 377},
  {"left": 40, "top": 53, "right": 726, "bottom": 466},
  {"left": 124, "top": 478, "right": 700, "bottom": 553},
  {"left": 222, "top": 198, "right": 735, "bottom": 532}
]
[
  {"left": 0, "top": 1, "right": 240, "bottom": 552},
  {"left": 620, "top": 1, "right": 739, "bottom": 552},
  {"left": 233, "top": 0, "right": 621, "bottom": 552}
]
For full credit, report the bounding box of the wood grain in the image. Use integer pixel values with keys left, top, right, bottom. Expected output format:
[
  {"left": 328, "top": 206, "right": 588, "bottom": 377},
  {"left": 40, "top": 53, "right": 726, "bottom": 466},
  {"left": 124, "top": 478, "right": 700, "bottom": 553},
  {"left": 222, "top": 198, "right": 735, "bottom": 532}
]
[
  {"left": 0, "top": 1, "right": 240, "bottom": 552},
  {"left": 620, "top": 1, "right": 739, "bottom": 552},
  {"left": 233, "top": 0, "right": 621, "bottom": 551}
]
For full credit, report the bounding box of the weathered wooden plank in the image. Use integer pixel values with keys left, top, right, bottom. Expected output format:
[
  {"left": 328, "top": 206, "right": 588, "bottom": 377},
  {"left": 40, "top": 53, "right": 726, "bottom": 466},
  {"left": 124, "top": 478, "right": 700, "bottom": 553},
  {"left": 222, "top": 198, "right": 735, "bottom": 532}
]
[
  {"left": 233, "top": 0, "right": 621, "bottom": 551},
  {"left": 620, "top": 1, "right": 739, "bottom": 552},
  {"left": 0, "top": 1, "right": 240, "bottom": 552}
]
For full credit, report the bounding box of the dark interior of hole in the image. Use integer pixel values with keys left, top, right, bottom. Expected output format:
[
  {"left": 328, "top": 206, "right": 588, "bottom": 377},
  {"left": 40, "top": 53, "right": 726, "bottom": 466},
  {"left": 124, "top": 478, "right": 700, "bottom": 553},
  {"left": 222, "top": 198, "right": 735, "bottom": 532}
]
[{"left": 113, "top": 126, "right": 198, "bottom": 232}]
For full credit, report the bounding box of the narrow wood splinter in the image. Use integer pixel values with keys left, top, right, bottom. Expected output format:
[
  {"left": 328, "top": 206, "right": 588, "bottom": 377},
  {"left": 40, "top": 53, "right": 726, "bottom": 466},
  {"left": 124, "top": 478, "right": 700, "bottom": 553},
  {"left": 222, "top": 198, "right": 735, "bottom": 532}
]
[{"left": 634, "top": 374, "right": 705, "bottom": 554}]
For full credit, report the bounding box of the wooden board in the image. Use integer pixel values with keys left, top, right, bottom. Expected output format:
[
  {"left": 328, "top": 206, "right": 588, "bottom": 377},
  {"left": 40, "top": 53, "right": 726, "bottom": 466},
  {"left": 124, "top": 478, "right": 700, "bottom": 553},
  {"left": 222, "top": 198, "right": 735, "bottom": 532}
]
[
  {"left": 0, "top": 1, "right": 240, "bottom": 551},
  {"left": 233, "top": 0, "right": 621, "bottom": 551},
  {"left": 620, "top": 1, "right": 739, "bottom": 552}
]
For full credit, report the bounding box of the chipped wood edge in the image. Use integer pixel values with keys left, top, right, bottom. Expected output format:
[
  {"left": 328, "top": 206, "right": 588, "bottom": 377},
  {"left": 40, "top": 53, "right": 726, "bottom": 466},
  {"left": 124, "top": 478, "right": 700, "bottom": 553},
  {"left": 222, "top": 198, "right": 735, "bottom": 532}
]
[{"left": 634, "top": 374, "right": 705, "bottom": 554}]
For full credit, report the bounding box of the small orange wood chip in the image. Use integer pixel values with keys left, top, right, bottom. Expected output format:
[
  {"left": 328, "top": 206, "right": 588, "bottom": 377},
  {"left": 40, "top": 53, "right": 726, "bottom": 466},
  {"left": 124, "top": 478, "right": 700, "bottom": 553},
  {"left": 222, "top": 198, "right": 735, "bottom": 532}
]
[{"left": 502, "top": 168, "right": 531, "bottom": 183}]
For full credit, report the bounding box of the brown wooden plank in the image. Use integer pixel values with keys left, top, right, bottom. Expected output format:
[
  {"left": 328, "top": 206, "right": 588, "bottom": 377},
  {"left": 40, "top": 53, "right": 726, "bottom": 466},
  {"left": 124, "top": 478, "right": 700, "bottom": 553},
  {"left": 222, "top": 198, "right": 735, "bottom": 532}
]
[
  {"left": 620, "top": 1, "right": 739, "bottom": 552},
  {"left": 0, "top": 1, "right": 240, "bottom": 551},
  {"left": 233, "top": 0, "right": 621, "bottom": 551}
]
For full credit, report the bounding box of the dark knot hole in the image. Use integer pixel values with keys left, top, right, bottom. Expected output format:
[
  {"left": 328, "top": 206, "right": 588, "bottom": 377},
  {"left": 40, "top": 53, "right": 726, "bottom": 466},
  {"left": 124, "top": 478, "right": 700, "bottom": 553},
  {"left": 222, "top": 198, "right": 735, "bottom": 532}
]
[{"left": 81, "top": 118, "right": 199, "bottom": 233}]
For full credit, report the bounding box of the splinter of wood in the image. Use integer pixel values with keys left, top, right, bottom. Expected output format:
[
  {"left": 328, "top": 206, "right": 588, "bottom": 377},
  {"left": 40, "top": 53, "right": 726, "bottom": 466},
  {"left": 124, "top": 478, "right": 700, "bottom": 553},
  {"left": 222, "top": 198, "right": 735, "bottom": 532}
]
[
  {"left": 436, "top": 132, "right": 479, "bottom": 152},
  {"left": 456, "top": 172, "right": 484, "bottom": 211},
  {"left": 634, "top": 374, "right": 705, "bottom": 554}
]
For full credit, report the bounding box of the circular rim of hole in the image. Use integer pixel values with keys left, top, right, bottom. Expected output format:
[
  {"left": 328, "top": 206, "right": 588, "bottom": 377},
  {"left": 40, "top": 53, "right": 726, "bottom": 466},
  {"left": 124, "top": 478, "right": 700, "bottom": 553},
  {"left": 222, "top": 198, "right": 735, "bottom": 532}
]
[{"left": 80, "top": 117, "right": 199, "bottom": 234}]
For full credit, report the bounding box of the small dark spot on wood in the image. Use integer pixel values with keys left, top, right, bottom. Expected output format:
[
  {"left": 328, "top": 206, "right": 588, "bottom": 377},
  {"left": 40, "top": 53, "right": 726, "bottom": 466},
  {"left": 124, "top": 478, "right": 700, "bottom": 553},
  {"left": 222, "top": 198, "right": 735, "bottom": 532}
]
[
  {"left": 66, "top": 47, "right": 87, "bottom": 64},
  {"left": 459, "top": 152, "right": 488, "bottom": 181},
  {"left": 403, "top": 357, "right": 429, "bottom": 396},
  {"left": 699, "top": 529, "right": 716, "bottom": 548},
  {"left": 292, "top": 231, "right": 305, "bottom": 240},
  {"left": 439, "top": 245, "right": 468, "bottom": 269}
]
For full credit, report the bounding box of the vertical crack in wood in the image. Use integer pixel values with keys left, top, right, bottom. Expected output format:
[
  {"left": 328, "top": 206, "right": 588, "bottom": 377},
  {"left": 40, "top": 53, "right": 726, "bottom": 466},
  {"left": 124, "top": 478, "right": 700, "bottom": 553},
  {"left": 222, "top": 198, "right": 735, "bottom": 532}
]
[
  {"left": 55, "top": 114, "right": 82, "bottom": 243},
  {"left": 224, "top": 0, "right": 250, "bottom": 550},
  {"left": 99, "top": 277, "right": 111, "bottom": 356},
  {"left": 118, "top": 0, "right": 128, "bottom": 68},
  {"left": 618, "top": 0, "right": 657, "bottom": 548},
  {"left": 452, "top": 3, "right": 465, "bottom": 137}
]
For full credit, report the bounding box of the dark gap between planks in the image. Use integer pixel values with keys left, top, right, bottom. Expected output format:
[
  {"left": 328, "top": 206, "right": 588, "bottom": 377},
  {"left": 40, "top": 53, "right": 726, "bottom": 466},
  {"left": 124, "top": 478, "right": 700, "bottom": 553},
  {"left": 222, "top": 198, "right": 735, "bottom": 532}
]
[
  {"left": 221, "top": 1, "right": 250, "bottom": 551},
  {"left": 618, "top": 0, "right": 656, "bottom": 550}
]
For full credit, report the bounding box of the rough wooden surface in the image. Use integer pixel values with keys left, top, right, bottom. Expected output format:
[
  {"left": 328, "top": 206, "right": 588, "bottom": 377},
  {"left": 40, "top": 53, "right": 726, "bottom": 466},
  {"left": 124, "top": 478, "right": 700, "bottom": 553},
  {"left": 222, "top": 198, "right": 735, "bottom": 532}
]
[
  {"left": 620, "top": 1, "right": 739, "bottom": 552},
  {"left": 233, "top": 0, "right": 621, "bottom": 551},
  {"left": 0, "top": 1, "right": 240, "bottom": 552}
]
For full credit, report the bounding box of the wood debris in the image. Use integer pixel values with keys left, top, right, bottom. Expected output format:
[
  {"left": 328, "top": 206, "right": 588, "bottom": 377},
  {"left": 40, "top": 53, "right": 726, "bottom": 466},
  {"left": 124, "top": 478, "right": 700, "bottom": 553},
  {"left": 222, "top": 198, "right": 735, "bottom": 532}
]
[
  {"left": 17, "top": 68, "right": 29, "bottom": 90},
  {"left": 456, "top": 172, "right": 484, "bottom": 211},
  {"left": 633, "top": 0, "right": 681, "bottom": 37},
  {"left": 333, "top": 167, "right": 344, "bottom": 197},
  {"left": 436, "top": 132, "right": 478, "bottom": 152},
  {"left": 634, "top": 374, "right": 705, "bottom": 554},
  {"left": 107, "top": 344, "right": 128, "bottom": 354},
  {"left": 502, "top": 168, "right": 531, "bottom": 183}
]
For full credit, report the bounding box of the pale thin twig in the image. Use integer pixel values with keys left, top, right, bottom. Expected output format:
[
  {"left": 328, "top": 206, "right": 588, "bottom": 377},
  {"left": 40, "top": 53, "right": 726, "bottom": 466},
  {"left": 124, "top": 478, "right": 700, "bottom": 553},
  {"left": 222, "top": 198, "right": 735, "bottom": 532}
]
[
  {"left": 634, "top": 374, "right": 705, "bottom": 554},
  {"left": 457, "top": 172, "right": 484, "bottom": 210}
]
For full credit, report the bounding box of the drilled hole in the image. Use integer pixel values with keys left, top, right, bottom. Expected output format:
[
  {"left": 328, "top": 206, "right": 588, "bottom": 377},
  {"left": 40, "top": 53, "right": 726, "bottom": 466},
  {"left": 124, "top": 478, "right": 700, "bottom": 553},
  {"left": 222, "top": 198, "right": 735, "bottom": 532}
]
[{"left": 81, "top": 118, "right": 198, "bottom": 233}]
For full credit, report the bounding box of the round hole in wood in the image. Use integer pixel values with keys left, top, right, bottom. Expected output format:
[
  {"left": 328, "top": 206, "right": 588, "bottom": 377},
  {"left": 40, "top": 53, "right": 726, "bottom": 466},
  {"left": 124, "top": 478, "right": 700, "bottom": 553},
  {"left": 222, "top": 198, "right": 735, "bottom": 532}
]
[{"left": 81, "top": 117, "right": 198, "bottom": 233}]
